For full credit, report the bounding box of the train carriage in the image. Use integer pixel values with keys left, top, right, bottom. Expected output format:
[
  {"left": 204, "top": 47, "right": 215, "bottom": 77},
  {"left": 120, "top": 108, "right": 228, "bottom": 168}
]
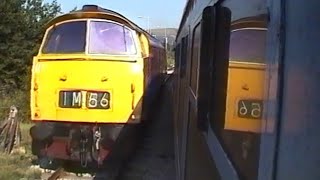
[
  {"left": 173, "top": 0, "right": 320, "bottom": 180},
  {"left": 29, "top": 5, "right": 166, "bottom": 167},
  {"left": 174, "top": 1, "right": 268, "bottom": 179}
]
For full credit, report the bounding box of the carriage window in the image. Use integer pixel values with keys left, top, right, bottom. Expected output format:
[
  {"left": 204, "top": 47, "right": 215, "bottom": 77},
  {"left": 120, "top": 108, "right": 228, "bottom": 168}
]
[
  {"left": 180, "top": 36, "right": 188, "bottom": 78},
  {"left": 190, "top": 24, "right": 201, "bottom": 95},
  {"left": 229, "top": 29, "right": 266, "bottom": 63},
  {"left": 42, "top": 21, "right": 86, "bottom": 53},
  {"left": 217, "top": 27, "right": 267, "bottom": 180},
  {"left": 174, "top": 44, "right": 181, "bottom": 69},
  {"left": 88, "top": 21, "right": 137, "bottom": 55}
]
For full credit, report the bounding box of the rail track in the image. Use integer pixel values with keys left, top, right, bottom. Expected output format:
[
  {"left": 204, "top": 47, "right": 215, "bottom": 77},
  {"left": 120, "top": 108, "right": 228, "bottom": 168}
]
[{"left": 118, "top": 74, "right": 175, "bottom": 180}]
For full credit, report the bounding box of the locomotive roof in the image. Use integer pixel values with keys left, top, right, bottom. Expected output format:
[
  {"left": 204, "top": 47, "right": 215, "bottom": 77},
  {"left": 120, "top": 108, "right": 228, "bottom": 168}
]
[{"left": 44, "top": 5, "right": 164, "bottom": 48}]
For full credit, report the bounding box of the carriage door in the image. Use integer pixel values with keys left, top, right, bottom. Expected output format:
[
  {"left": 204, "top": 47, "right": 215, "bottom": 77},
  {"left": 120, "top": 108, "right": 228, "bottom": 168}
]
[
  {"left": 184, "top": 19, "right": 221, "bottom": 180},
  {"left": 195, "top": 5, "right": 238, "bottom": 179},
  {"left": 183, "top": 5, "right": 232, "bottom": 180},
  {"left": 174, "top": 34, "right": 190, "bottom": 180}
]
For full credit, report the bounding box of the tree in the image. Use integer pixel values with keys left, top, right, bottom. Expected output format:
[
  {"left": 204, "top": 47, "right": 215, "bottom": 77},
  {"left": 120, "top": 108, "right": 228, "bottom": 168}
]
[
  {"left": 0, "top": 0, "right": 61, "bottom": 93},
  {"left": 0, "top": 0, "right": 61, "bottom": 121},
  {"left": 70, "top": 6, "right": 77, "bottom": 12},
  {"left": 0, "top": 0, "right": 28, "bottom": 91},
  {"left": 166, "top": 51, "right": 175, "bottom": 68},
  {"left": 24, "top": 0, "right": 61, "bottom": 65}
]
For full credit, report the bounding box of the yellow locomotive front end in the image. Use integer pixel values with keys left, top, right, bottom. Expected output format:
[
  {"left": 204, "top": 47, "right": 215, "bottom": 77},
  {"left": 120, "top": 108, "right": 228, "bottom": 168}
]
[
  {"left": 31, "top": 19, "right": 144, "bottom": 124},
  {"left": 29, "top": 6, "right": 160, "bottom": 168}
]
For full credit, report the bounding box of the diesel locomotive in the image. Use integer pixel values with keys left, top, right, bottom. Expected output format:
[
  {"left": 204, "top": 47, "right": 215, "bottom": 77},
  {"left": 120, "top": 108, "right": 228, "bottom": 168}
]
[{"left": 29, "top": 5, "right": 166, "bottom": 167}]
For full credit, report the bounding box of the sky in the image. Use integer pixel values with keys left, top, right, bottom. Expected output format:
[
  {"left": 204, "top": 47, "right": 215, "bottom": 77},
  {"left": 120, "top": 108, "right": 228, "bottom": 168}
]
[{"left": 44, "top": 0, "right": 186, "bottom": 29}]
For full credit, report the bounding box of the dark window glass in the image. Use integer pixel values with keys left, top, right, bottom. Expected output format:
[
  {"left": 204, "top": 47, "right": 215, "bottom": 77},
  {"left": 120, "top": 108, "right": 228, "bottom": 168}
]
[
  {"left": 175, "top": 44, "right": 181, "bottom": 69},
  {"left": 190, "top": 24, "right": 201, "bottom": 95},
  {"left": 214, "top": 28, "right": 267, "bottom": 180},
  {"left": 42, "top": 21, "right": 86, "bottom": 53},
  {"left": 229, "top": 29, "right": 266, "bottom": 63},
  {"left": 88, "top": 21, "right": 136, "bottom": 55},
  {"left": 180, "top": 36, "right": 188, "bottom": 78}
]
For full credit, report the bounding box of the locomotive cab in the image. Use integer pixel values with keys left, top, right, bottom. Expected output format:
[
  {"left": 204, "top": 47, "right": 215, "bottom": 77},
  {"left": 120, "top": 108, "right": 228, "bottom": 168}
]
[
  {"left": 29, "top": 5, "right": 166, "bottom": 168},
  {"left": 31, "top": 18, "right": 144, "bottom": 124}
]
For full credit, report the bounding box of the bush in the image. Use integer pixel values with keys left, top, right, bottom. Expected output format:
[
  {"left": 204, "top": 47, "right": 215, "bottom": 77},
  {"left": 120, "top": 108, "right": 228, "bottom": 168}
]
[
  {"left": 0, "top": 90, "right": 30, "bottom": 123},
  {"left": 166, "top": 51, "right": 175, "bottom": 68}
]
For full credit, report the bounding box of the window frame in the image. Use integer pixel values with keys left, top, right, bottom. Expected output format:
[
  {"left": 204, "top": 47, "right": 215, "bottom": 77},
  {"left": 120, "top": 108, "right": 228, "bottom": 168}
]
[
  {"left": 189, "top": 23, "right": 201, "bottom": 98},
  {"left": 206, "top": 20, "right": 268, "bottom": 180}
]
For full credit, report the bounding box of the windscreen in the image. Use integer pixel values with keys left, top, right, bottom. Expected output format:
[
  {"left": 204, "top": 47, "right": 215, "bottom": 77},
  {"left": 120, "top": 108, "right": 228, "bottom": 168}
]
[
  {"left": 88, "top": 21, "right": 136, "bottom": 55},
  {"left": 42, "top": 21, "right": 86, "bottom": 54},
  {"left": 229, "top": 29, "right": 266, "bottom": 63},
  {"left": 42, "top": 20, "right": 137, "bottom": 55}
]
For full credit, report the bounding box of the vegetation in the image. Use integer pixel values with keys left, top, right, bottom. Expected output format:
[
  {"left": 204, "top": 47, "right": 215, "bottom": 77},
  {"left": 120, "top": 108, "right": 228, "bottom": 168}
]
[
  {"left": 0, "top": 123, "right": 42, "bottom": 179},
  {"left": 0, "top": 3, "right": 177, "bottom": 175},
  {"left": 0, "top": 0, "right": 61, "bottom": 176},
  {"left": 0, "top": 1, "right": 176, "bottom": 178},
  {"left": 150, "top": 28, "right": 177, "bottom": 68},
  {"left": 0, "top": 0, "right": 61, "bottom": 122},
  {"left": 150, "top": 28, "right": 177, "bottom": 47},
  {"left": 167, "top": 51, "right": 175, "bottom": 69}
]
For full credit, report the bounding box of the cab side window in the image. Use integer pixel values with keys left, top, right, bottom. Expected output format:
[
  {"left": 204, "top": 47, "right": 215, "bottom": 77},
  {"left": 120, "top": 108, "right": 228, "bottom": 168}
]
[{"left": 189, "top": 24, "right": 201, "bottom": 95}]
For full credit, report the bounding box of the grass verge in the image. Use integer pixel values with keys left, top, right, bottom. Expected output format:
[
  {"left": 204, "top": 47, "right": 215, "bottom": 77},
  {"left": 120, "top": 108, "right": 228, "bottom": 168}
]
[{"left": 0, "top": 123, "right": 41, "bottom": 180}]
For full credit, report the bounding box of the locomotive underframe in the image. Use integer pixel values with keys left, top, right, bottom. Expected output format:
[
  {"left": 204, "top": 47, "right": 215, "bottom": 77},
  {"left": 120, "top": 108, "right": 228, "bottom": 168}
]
[{"left": 30, "top": 121, "right": 139, "bottom": 168}]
